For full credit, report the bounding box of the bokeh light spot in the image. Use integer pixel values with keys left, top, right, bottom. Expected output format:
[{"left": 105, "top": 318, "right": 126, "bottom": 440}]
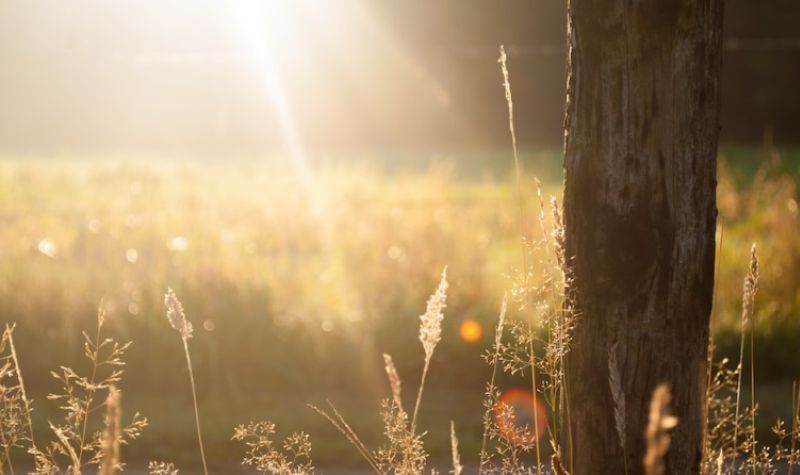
[
  {"left": 167, "top": 236, "right": 189, "bottom": 252},
  {"left": 459, "top": 318, "right": 482, "bottom": 343},
  {"left": 125, "top": 248, "right": 139, "bottom": 263},
  {"left": 494, "top": 388, "right": 548, "bottom": 446},
  {"left": 37, "top": 239, "right": 57, "bottom": 258}
]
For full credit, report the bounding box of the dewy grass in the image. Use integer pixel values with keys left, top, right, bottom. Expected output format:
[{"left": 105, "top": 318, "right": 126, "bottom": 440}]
[{"left": 164, "top": 289, "right": 208, "bottom": 475}]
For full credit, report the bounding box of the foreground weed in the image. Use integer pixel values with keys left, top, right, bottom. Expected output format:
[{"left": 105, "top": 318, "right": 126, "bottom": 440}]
[
  {"left": 0, "top": 325, "right": 35, "bottom": 474},
  {"left": 313, "top": 269, "right": 447, "bottom": 475},
  {"left": 33, "top": 309, "right": 146, "bottom": 475},
  {"left": 164, "top": 288, "right": 209, "bottom": 475},
  {"left": 148, "top": 461, "right": 179, "bottom": 475},
  {"left": 232, "top": 421, "right": 313, "bottom": 475}
]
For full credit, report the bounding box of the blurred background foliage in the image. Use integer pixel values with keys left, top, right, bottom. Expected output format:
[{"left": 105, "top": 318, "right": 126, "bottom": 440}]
[
  {"left": 1, "top": 147, "right": 798, "bottom": 467},
  {"left": 1, "top": 0, "right": 799, "bottom": 469}
]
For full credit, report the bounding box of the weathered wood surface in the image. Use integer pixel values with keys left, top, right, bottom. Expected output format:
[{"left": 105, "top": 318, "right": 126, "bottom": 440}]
[{"left": 563, "top": 1, "right": 724, "bottom": 474}]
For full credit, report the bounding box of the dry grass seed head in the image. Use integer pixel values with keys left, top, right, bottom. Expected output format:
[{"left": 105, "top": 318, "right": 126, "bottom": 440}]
[
  {"left": 644, "top": 384, "right": 678, "bottom": 475},
  {"left": 383, "top": 353, "right": 404, "bottom": 413},
  {"left": 164, "top": 288, "right": 193, "bottom": 340},
  {"left": 742, "top": 244, "right": 759, "bottom": 328},
  {"left": 99, "top": 385, "right": 121, "bottom": 475},
  {"left": 148, "top": 461, "right": 179, "bottom": 475},
  {"left": 419, "top": 268, "right": 448, "bottom": 360},
  {"left": 450, "top": 421, "right": 462, "bottom": 475}
]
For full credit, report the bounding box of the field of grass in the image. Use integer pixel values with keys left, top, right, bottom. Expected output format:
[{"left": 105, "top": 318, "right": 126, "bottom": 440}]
[{"left": 1, "top": 147, "right": 799, "bottom": 470}]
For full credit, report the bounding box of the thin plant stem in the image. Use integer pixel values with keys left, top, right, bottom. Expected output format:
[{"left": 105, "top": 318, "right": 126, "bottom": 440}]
[
  {"left": 789, "top": 380, "right": 799, "bottom": 475},
  {"left": 703, "top": 225, "right": 724, "bottom": 473},
  {"left": 1, "top": 443, "right": 14, "bottom": 475},
  {"left": 183, "top": 338, "right": 209, "bottom": 475},
  {"left": 76, "top": 317, "right": 102, "bottom": 471},
  {"left": 733, "top": 315, "right": 747, "bottom": 459},
  {"left": 479, "top": 296, "right": 506, "bottom": 475},
  {"left": 411, "top": 358, "right": 430, "bottom": 434},
  {"left": 5, "top": 325, "right": 37, "bottom": 470},
  {"left": 310, "top": 403, "right": 383, "bottom": 475},
  {"left": 499, "top": 43, "right": 542, "bottom": 475},
  {"left": 749, "top": 324, "right": 756, "bottom": 475}
]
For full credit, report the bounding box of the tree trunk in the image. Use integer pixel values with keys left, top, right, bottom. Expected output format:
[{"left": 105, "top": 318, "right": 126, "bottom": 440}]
[{"left": 562, "top": 2, "right": 723, "bottom": 474}]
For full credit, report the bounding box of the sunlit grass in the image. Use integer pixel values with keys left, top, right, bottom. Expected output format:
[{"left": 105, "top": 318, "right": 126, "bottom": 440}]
[{"left": 0, "top": 148, "right": 798, "bottom": 467}]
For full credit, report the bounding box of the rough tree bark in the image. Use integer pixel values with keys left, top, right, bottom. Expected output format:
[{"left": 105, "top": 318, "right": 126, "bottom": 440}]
[{"left": 562, "top": 2, "right": 724, "bottom": 474}]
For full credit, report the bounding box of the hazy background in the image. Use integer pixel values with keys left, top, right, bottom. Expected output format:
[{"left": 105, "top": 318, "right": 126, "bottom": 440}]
[
  {"left": 1, "top": 1, "right": 799, "bottom": 471},
  {"left": 1, "top": 0, "right": 799, "bottom": 159}
]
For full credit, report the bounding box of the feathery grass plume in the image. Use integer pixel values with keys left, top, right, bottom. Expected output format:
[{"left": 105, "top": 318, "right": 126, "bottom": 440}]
[
  {"left": 418, "top": 268, "right": 448, "bottom": 361},
  {"left": 383, "top": 353, "right": 404, "bottom": 413},
  {"left": 742, "top": 244, "right": 760, "bottom": 329},
  {"left": 733, "top": 244, "right": 759, "bottom": 472},
  {"left": 412, "top": 267, "right": 448, "bottom": 431},
  {"left": 99, "top": 386, "right": 121, "bottom": 475},
  {"left": 450, "top": 421, "right": 462, "bottom": 475},
  {"left": 644, "top": 384, "right": 678, "bottom": 475},
  {"left": 148, "top": 461, "right": 179, "bottom": 475},
  {"left": 165, "top": 288, "right": 193, "bottom": 340},
  {"left": 164, "top": 289, "right": 207, "bottom": 475},
  {"left": 232, "top": 421, "right": 314, "bottom": 475},
  {"left": 550, "top": 197, "right": 567, "bottom": 277}
]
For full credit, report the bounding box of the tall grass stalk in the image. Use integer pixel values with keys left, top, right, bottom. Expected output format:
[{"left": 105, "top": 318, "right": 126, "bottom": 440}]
[
  {"left": 411, "top": 268, "right": 448, "bottom": 433},
  {"left": 702, "top": 225, "right": 724, "bottom": 473},
  {"left": 164, "top": 289, "right": 209, "bottom": 475},
  {"left": 99, "top": 386, "right": 121, "bottom": 475},
  {"left": 789, "top": 380, "right": 799, "bottom": 475},
  {"left": 4, "top": 325, "right": 37, "bottom": 470},
  {"left": 499, "top": 43, "right": 542, "bottom": 475},
  {"left": 76, "top": 310, "right": 106, "bottom": 471},
  {"left": 450, "top": 421, "right": 463, "bottom": 475},
  {"left": 309, "top": 402, "right": 382, "bottom": 475}
]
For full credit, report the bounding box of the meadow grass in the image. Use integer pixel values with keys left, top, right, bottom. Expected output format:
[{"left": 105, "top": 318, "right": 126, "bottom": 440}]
[{"left": 0, "top": 148, "right": 799, "bottom": 472}]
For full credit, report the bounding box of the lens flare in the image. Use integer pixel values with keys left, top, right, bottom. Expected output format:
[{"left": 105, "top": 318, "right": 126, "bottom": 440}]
[
  {"left": 459, "top": 318, "right": 482, "bottom": 343},
  {"left": 494, "top": 388, "right": 548, "bottom": 445}
]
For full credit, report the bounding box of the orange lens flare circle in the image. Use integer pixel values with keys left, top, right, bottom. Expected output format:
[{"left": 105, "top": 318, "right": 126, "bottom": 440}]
[
  {"left": 494, "top": 388, "right": 548, "bottom": 446},
  {"left": 459, "top": 318, "right": 483, "bottom": 343}
]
